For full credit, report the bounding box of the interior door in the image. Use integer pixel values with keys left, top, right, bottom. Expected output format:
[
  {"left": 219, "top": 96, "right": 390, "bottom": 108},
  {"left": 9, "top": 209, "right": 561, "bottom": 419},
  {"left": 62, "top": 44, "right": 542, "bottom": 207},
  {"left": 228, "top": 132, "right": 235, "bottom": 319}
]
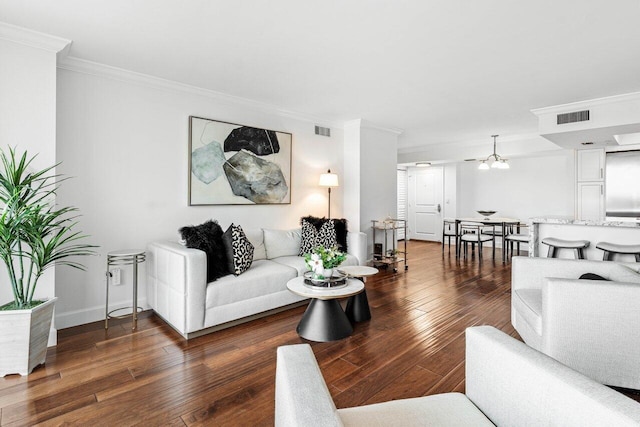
[{"left": 408, "top": 167, "right": 444, "bottom": 241}]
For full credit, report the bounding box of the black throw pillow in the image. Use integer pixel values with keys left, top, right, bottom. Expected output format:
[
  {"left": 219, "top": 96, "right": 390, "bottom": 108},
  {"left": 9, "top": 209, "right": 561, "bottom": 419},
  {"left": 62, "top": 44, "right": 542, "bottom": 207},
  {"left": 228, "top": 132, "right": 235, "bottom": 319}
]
[
  {"left": 179, "top": 220, "right": 228, "bottom": 282},
  {"left": 579, "top": 273, "right": 610, "bottom": 281},
  {"left": 222, "top": 224, "right": 254, "bottom": 276},
  {"left": 300, "top": 216, "right": 348, "bottom": 252}
]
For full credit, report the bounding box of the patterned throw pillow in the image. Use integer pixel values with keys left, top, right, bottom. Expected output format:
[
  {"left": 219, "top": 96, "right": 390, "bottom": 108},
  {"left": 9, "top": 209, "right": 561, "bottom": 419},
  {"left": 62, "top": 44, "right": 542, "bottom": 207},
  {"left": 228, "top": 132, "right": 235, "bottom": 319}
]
[
  {"left": 300, "top": 216, "right": 348, "bottom": 252},
  {"left": 222, "top": 224, "right": 255, "bottom": 276},
  {"left": 299, "top": 219, "right": 338, "bottom": 255}
]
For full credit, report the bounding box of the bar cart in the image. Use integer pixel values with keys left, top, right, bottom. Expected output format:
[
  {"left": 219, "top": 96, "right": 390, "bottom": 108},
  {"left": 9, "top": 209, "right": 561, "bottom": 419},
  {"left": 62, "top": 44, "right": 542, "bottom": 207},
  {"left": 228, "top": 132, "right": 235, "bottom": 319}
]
[{"left": 371, "top": 219, "right": 408, "bottom": 273}]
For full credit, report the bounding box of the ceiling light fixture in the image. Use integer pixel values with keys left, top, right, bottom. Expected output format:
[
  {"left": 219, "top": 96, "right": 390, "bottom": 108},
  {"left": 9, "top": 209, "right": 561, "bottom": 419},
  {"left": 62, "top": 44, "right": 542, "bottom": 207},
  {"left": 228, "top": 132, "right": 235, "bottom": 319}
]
[
  {"left": 415, "top": 162, "right": 431, "bottom": 167},
  {"left": 478, "top": 135, "right": 509, "bottom": 170}
]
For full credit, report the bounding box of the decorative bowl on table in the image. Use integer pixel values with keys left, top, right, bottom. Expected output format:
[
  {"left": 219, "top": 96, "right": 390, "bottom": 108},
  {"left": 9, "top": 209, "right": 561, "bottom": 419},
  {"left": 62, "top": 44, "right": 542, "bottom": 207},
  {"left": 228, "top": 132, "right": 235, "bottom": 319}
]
[
  {"left": 477, "top": 210, "right": 497, "bottom": 219},
  {"left": 303, "top": 270, "right": 348, "bottom": 289}
]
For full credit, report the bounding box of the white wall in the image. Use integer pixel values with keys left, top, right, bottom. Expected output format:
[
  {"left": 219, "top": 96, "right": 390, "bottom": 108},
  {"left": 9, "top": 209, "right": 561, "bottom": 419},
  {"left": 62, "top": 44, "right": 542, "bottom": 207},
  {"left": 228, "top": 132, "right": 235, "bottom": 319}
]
[
  {"left": 55, "top": 66, "right": 346, "bottom": 328},
  {"left": 456, "top": 151, "right": 575, "bottom": 220},
  {"left": 360, "top": 125, "right": 398, "bottom": 255},
  {"left": 343, "top": 120, "right": 361, "bottom": 231},
  {"left": 0, "top": 27, "right": 69, "bottom": 344},
  {"left": 443, "top": 163, "right": 457, "bottom": 219}
]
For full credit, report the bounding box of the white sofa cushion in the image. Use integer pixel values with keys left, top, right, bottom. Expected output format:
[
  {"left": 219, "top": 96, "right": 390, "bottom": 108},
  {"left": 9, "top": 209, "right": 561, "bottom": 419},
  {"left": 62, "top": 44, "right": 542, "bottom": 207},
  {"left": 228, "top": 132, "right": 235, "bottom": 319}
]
[
  {"left": 338, "top": 393, "right": 493, "bottom": 426},
  {"left": 272, "top": 254, "right": 359, "bottom": 276},
  {"left": 264, "top": 228, "right": 302, "bottom": 259},
  {"left": 244, "top": 228, "right": 266, "bottom": 260},
  {"left": 206, "top": 260, "right": 297, "bottom": 308}
]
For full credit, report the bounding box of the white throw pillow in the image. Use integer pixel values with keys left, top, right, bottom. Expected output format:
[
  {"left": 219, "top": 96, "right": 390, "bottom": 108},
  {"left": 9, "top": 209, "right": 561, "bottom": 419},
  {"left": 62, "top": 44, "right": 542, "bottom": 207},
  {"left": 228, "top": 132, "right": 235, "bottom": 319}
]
[{"left": 263, "top": 228, "right": 302, "bottom": 259}]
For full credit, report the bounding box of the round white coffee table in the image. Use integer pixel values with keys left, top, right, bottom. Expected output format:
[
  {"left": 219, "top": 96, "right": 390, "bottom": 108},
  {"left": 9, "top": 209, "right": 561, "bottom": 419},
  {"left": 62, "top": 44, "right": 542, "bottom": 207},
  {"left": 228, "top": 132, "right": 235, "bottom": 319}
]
[
  {"left": 338, "top": 266, "right": 378, "bottom": 322},
  {"left": 287, "top": 276, "right": 364, "bottom": 342}
]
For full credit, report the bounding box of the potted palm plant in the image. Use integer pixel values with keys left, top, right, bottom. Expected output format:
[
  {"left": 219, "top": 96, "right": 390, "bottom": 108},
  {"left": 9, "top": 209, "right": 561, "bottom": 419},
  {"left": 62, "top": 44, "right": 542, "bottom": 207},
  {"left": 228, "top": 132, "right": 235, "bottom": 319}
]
[{"left": 0, "top": 147, "right": 95, "bottom": 376}]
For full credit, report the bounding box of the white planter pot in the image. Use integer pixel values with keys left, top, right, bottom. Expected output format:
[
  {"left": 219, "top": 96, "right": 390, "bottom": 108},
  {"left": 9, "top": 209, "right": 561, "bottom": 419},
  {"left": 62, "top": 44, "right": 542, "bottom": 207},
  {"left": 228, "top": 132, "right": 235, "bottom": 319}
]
[{"left": 0, "top": 297, "right": 56, "bottom": 376}]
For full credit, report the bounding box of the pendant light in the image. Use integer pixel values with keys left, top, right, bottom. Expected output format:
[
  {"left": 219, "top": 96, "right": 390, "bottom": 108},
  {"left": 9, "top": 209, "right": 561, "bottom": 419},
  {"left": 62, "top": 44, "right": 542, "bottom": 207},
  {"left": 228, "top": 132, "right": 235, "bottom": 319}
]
[{"left": 478, "top": 135, "right": 509, "bottom": 170}]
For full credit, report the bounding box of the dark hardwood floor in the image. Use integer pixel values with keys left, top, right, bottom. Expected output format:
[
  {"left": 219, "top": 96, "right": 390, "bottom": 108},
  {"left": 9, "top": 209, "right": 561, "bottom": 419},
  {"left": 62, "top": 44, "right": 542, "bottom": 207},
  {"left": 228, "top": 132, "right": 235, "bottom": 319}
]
[{"left": 0, "top": 241, "right": 636, "bottom": 426}]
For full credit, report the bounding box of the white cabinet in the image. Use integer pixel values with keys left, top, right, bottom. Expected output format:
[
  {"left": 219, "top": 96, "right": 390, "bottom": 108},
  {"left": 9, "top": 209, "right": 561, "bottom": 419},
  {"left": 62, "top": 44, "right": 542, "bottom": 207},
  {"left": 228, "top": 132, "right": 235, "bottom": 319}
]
[
  {"left": 577, "top": 149, "right": 604, "bottom": 182},
  {"left": 577, "top": 182, "right": 604, "bottom": 221},
  {"left": 576, "top": 148, "right": 605, "bottom": 221}
]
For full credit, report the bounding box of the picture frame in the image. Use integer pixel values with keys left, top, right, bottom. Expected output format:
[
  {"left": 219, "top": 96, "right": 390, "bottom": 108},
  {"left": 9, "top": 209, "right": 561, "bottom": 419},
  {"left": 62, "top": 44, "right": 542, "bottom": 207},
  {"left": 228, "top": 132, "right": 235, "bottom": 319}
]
[{"left": 188, "top": 116, "right": 292, "bottom": 205}]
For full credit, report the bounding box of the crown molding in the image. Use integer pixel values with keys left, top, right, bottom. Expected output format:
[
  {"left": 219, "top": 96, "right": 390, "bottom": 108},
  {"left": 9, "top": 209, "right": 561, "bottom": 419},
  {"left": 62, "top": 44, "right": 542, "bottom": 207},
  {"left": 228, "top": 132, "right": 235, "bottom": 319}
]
[
  {"left": 0, "top": 22, "right": 71, "bottom": 53},
  {"left": 531, "top": 91, "right": 640, "bottom": 116},
  {"left": 360, "top": 119, "right": 404, "bottom": 135},
  {"left": 398, "top": 132, "right": 542, "bottom": 154},
  {"left": 58, "top": 56, "right": 347, "bottom": 128},
  {"left": 342, "top": 118, "right": 403, "bottom": 135}
]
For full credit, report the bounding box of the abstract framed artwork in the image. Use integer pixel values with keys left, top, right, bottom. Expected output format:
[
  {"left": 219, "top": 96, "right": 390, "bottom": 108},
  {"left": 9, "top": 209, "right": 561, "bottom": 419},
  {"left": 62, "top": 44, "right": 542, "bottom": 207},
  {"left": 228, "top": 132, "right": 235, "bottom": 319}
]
[{"left": 188, "top": 116, "right": 292, "bottom": 205}]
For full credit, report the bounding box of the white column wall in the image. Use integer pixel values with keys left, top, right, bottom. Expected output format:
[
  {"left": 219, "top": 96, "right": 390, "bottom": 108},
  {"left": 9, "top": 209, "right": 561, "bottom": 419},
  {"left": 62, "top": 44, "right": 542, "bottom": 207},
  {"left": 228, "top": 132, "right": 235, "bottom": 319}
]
[
  {"left": 0, "top": 25, "right": 70, "bottom": 344},
  {"left": 343, "top": 120, "right": 362, "bottom": 231},
  {"left": 360, "top": 125, "right": 398, "bottom": 235}
]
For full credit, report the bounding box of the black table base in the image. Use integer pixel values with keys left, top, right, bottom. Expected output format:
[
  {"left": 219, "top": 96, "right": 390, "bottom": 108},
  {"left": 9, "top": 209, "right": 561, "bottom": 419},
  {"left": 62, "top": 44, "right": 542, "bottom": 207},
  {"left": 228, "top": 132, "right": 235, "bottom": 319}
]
[
  {"left": 345, "top": 289, "right": 371, "bottom": 322},
  {"left": 296, "top": 298, "right": 353, "bottom": 342}
]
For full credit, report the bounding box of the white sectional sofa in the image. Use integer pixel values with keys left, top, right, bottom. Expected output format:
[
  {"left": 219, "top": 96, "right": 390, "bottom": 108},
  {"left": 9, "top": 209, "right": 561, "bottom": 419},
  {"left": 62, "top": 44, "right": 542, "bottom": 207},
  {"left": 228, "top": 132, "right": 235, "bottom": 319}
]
[
  {"left": 147, "top": 228, "right": 366, "bottom": 339},
  {"left": 276, "top": 326, "right": 640, "bottom": 426},
  {"left": 511, "top": 256, "right": 640, "bottom": 389}
]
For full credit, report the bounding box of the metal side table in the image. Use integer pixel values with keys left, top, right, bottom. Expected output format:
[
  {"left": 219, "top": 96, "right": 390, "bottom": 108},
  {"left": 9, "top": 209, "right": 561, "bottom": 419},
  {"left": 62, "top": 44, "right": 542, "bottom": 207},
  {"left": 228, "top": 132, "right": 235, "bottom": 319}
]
[{"left": 105, "top": 249, "right": 146, "bottom": 331}]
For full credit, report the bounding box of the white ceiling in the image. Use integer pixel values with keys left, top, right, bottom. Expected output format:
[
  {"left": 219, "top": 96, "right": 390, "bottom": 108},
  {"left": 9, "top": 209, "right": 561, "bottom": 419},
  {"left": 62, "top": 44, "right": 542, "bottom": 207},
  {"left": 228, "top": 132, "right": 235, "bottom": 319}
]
[{"left": 2, "top": 0, "right": 640, "bottom": 155}]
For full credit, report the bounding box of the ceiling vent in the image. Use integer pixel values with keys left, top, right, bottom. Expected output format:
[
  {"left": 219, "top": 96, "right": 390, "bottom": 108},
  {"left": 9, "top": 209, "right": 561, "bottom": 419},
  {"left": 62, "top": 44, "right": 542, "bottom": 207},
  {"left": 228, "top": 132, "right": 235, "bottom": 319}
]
[
  {"left": 315, "top": 125, "right": 331, "bottom": 137},
  {"left": 556, "top": 110, "right": 590, "bottom": 125}
]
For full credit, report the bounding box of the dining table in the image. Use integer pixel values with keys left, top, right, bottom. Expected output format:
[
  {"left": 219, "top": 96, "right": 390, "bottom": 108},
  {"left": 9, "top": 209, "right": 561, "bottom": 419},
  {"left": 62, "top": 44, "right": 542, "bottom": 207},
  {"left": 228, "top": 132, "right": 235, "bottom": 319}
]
[{"left": 453, "top": 217, "right": 520, "bottom": 263}]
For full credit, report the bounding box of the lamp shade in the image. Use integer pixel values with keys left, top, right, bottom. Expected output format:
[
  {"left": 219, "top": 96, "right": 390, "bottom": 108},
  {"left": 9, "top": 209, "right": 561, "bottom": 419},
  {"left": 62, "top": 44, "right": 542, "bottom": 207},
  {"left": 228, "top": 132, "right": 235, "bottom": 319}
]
[{"left": 319, "top": 170, "right": 339, "bottom": 187}]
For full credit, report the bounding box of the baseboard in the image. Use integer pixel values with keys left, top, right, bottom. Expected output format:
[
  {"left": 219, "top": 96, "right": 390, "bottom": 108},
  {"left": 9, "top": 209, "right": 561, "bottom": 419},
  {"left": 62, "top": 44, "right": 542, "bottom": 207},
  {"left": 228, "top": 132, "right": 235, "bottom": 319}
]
[{"left": 55, "top": 298, "right": 149, "bottom": 329}]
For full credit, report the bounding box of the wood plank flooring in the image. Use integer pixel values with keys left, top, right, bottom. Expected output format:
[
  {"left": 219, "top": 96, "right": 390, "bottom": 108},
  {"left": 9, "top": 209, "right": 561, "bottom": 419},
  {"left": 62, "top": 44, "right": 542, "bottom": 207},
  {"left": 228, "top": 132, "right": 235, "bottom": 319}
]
[{"left": 0, "top": 241, "right": 636, "bottom": 426}]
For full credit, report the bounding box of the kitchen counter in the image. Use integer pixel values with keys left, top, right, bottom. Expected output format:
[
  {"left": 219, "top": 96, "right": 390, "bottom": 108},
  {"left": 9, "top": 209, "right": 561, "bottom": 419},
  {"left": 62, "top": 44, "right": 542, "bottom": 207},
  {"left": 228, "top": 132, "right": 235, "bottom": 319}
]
[{"left": 529, "top": 217, "right": 640, "bottom": 260}]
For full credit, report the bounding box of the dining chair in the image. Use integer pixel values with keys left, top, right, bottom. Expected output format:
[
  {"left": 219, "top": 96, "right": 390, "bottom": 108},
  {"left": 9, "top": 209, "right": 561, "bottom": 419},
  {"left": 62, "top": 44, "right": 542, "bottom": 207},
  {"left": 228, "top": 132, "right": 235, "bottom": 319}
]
[
  {"left": 460, "top": 222, "right": 495, "bottom": 260},
  {"left": 505, "top": 222, "right": 530, "bottom": 258},
  {"left": 442, "top": 219, "right": 456, "bottom": 253}
]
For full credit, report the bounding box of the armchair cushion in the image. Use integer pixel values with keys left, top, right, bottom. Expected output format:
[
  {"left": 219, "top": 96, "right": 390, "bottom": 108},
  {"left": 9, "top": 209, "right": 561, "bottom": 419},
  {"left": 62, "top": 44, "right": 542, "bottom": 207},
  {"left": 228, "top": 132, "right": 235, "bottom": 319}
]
[
  {"left": 338, "top": 394, "right": 493, "bottom": 426},
  {"left": 512, "top": 288, "right": 542, "bottom": 334}
]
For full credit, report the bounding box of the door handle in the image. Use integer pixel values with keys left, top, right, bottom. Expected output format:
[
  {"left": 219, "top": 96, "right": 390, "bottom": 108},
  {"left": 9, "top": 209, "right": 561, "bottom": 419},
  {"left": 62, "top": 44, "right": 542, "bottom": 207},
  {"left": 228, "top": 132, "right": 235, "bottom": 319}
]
[{"left": 437, "top": 204, "right": 441, "bottom": 213}]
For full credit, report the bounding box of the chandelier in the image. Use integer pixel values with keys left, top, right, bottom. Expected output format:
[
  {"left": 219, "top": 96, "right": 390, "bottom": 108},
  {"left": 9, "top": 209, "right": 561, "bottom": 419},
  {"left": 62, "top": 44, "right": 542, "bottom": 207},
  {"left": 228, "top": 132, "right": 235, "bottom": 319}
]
[{"left": 478, "top": 135, "right": 509, "bottom": 170}]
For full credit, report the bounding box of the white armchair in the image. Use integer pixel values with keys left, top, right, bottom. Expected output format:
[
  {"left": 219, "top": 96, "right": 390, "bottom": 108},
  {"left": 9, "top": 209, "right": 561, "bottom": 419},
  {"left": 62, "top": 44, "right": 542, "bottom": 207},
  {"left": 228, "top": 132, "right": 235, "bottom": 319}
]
[
  {"left": 511, "top": 256, "right": 640, "bottom": 389},
  {"left": 275, "top": 326, "right": 640, "bottom": 426}
]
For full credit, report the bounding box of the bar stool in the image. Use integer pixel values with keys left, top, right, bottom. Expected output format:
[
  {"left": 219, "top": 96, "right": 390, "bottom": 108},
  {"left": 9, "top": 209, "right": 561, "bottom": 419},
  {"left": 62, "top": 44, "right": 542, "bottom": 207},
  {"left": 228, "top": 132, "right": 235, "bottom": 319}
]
[
  {"left": 595, "top": 242, "right": 640, "bottom": 262},
  {"left": 542, "top": 238, "right": 589, "bottom": 259}
]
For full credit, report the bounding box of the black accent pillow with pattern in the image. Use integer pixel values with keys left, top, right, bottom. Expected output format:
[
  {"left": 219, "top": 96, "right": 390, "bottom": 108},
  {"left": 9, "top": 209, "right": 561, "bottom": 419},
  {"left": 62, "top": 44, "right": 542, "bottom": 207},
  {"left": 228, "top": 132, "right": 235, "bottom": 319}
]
[
  {"left": 222, "top": 223, "right": 254, "bottom": 275},
  {"left": 299, "top": 216, "right": 348, "bottom": 252},
  {"left": 299, "top": 219, "right": 338, "bottom": 256}
]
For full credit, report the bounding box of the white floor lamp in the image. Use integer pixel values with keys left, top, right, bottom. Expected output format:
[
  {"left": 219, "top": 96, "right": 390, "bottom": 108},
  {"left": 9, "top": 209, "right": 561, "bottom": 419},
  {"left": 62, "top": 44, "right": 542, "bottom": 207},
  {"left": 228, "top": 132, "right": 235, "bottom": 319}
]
[{"left": 319, "top": 169, "right": 339, "bottom": 218}]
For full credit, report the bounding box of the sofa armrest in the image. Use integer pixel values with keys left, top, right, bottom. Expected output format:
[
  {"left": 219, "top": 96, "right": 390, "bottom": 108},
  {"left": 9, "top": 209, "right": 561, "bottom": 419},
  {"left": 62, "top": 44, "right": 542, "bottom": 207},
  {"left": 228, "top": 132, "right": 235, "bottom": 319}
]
[
  {"left": 347, "top": 231, "right": 366, "bottom": 265},
  {"left": 275, "top": 344, "right": 344, "bottom": 427},
  {"left": 465, "top": 326, "right": 640, "bottom": 426},
  {"left": 542, "top": 278, "right": 640, "bottom": 389},
  {"left": 146, "top": 241, "right": 207, "bottom": 338}
]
